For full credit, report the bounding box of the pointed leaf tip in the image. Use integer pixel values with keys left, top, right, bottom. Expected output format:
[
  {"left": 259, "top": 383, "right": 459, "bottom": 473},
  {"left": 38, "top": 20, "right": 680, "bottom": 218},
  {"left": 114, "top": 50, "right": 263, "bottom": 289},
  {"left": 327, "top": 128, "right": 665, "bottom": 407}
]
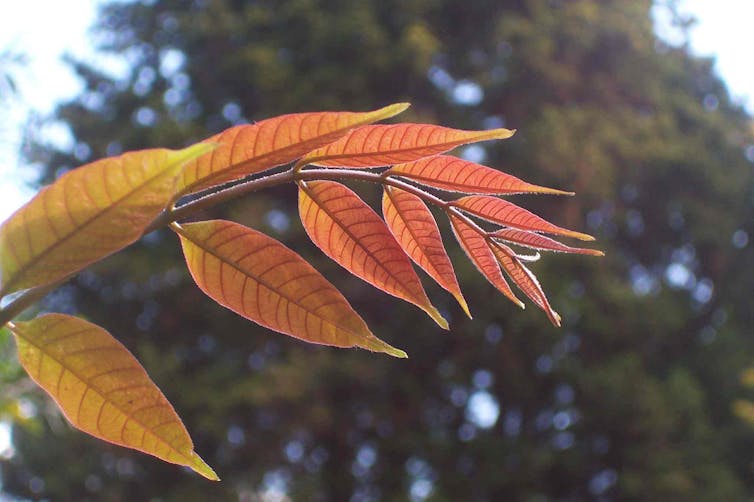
[
  {"left": 426, "top": 305, "right": 450, "bottom": 330},
  {"left": 378, "top": 102, "right": 411, "bottom": 118},
  {"left": 189, "top": 451, "right": 220, "bottom": 481},
  {"left": 362, "top": 337, "right": 408, "bottom": 358},
  {"left": 455, "top": 293, "right": 473, "bottom": 319},
  {"left": 486, "top": 128, "right": 516, "bottom": 140}
]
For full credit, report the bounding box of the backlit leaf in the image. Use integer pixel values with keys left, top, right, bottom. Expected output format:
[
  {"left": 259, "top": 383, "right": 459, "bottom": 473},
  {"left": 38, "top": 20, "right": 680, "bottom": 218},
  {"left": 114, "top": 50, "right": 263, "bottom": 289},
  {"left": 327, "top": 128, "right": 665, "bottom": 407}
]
[
  {"left": 299, "top": 180, "right": 448, "bottom": 328},
  {"left": 175, "top": 220, "right": 406, "bottom": 357},
  {"left": 491, "top": 243, "right": 561, "bottom": 326},
  {"left": 382, "top": 186, "right": 470, "bottom": 317},
  {"left": 448, "top": 213, "right": 523, "bottom": 308},
  {"left": 0, "top": 143, "right": 215, "bottom": 297},
  {"left": 453, "top": 195, "right": 594, "bottom": 241},
  {"left": 388, "top": 155, "right": 572, "bottom": 195},
  {"left": 491, "top": 228, "right": 605, "bottom": 256},
  {"left": 178, "top": 103, "right": 409, "bottom": 194},
  {"left": 9, "top": 314, "right": 218, "bottom": 480},
  {"left": 300, "top": 124, "right": 515, "bottom": 168}
]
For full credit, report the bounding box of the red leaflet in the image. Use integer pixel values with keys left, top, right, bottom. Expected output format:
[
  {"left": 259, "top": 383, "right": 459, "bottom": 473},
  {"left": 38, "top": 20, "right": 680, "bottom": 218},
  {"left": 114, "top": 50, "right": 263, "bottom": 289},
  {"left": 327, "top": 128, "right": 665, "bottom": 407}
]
[
  {"left": 491, "top": 228, "right": 605, "bottom": 256},
  {"left": 448, "top": 214, "right": 523, "bottom": 309},
  {"left": 177, "top": 103, "right": 408, "bottom": 194},
  {"left": 298, "top": 180, "right": 448, "bottom": 328},
  {"left": 388, "top": 155, "right": 572, "bottom": 195},
  {"left": 453, "top": 195, "right": 594, "bottom": 241},
  {"left": 300, "top": 124, "right": 515, "bottom": 168},
  {"left": 382, "top": 186, "right": 470, "bottom": 317},
  {"left": 491, "top": 243, "right": 561, "bottom": 327},
  {"left": 176, "top": 220, "right": 406, "bottom": 357}
]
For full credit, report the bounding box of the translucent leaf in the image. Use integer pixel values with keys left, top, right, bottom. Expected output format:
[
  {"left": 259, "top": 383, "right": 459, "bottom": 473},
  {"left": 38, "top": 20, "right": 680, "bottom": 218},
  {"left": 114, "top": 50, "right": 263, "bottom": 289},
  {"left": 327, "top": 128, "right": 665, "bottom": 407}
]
[
  {"left": 175, "top": 220, "right": 406, "bottom": 357},
  {"left": 0, "top": 143, "right": 215, "bottom": 297},
  {"left": 453, "top": 195, "right": 594, "bottom": 241},
  {"left": 9, "top": 314, "right": 218, "bottom": 480},
  {"left": 300, "top": 124, "right": 515, "bottom": 168},
  {"left": 299, "top": 180, "right": 448, "bottom": 328},
  {"left": 382, "top": 186, "right": 469, "bottom": 317},
  {"left": 491, "top": 228, "right": 604, "bottom": 256},
  {"left": 388, "top": 155, "right": 572, "bottom": 195},
  {"left": 178, "top": 103, "right": 409, "bottom": 194},
  {"left": 448, "top": 214, "right": 523, "bottom": 308}
]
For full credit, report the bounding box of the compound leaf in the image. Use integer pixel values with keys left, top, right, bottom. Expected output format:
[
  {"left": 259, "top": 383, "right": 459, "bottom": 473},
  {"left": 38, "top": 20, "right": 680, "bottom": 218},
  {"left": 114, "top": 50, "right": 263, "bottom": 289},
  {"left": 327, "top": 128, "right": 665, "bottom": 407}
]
[
  {"left": 300, "top": 124, "right": 515, "bottom": 168},
  {"left": 388, "top": 155, "right": 572, "bottom": 195},
  {"left": 175, "top": 220, "right": 406, "bottom": 357},
  {"left": 178, "top": 103, "right": 409, "bottom": 194},
  {"left": 299, "top": 180, "right": 448, "bottom": 328},
  {"left": 382, "top": 186, "right": 469, "bottom": 317},
  {"left": 0, "top": 143, "right": 215, "bottom": 297},
  {"left": 9, "top": 314, "right": 218, "bottom": 480}
]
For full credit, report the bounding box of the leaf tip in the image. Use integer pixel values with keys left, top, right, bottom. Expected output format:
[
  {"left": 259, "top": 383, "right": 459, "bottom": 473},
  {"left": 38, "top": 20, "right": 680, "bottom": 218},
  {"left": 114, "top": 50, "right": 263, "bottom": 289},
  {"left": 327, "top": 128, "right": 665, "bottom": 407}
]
[
  {"left": 375, "top": 102, "right": 411, "bottom": 121},
  {"left": 425, "top": 305, "right": 450, "bottom": 330},
  {"left": 569, "top": 231, "right": 596, "bottom": 241},
  {"left": 454, "top": 293, "right": 473, "bottom": 319},
  {"left": 485, "top": 128, "right": 516, "bottom": 141},
  {"left": 535, "top": 185, "right": 576, "bottom": 196},
  {"left": 549, "top": 311, "right": 563, "bottom": 328},
  {"left": 188, "top": 451, "right": 220, "bottom": 481},
  {"left": 362, "top": 336, "right": 408, "bottom": 358}
]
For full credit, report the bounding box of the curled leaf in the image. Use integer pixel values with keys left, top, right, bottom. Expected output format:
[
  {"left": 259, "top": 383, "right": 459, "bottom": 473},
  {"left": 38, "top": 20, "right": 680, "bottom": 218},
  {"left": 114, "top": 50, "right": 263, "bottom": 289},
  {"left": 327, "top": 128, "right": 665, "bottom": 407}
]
[
  {"left": 382, "top": 186, "right": 469, "bottom": 317},
  {"left": 175, "top": 220, "right": 406, "bottom": 357},
  {"left": 0, "top": 143, "right": 215, "bottom": 297},
  {"left": 299, "top": 180, "right": 448, "bottom": 328},
  {"left": 388, "top": 155, "right": 572, "bottom": 195},
  {"left": 178, "top": 103, "right": 409, "bottom": 194},
  {"left": 491, "top": 243, "right": 561, "bottom": 327},
  {"left": 448, "top": 213, "right": 523, "bottom": 309},
  {"left": 9, "top": 314, "right": 218, "bottom": 480},
  {"left": 453, "top": 195, "right": 594, "bottom": 241},
  {"left": 301, "top": 124, "right": 515, "bottom": 168}
]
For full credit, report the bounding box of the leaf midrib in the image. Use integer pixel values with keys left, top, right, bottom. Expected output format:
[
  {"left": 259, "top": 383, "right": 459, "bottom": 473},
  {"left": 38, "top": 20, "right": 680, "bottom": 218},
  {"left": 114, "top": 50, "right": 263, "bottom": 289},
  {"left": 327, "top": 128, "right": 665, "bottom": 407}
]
[
  {"left": 3, "top": 155, "right": 179, "bottom": 294},
  {"left": 301, "top": 182, "right": 420, "bottom": 303},
  {"left": 180, "top": 224, "right": 372, "bottom": 343}
]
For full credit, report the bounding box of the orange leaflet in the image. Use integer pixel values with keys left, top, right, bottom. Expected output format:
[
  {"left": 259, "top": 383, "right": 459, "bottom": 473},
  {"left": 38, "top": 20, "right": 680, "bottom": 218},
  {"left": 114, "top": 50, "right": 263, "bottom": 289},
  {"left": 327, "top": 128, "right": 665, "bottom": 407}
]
[
  {"left": 491, "top": 243, "right": 561, "bottom": 327},
  {"left": 388, "top": 155, "right": 572, "bottom": 195},
  {"left": 175, "top": 219, "right": 406, "bottom": 358},
  {"left": 491, "top": 228, "right": 605, "bottom": 256},
  {"left": 453, "top": 195, "right": 594, "bottom": 241},
  {"left": 298, "top": 180, "right": 448, "bottom": 328},
  {"left": 9, "top": 314, "right": 218, "bottom": 480},
  {"left": 0, "top": 143, "right": 214, "bottom": 297},
  {"left": 177, "top": 103, "right": 409, "bottom": 194},
  {"left": 448, "top": 213, "right": 523, "bottom": 309},
  {"left": 300, "top": 124, "right": 515, "bottom": 168},
  {"left": 382, "top": 186, "right": 470, "bottom": 317}
]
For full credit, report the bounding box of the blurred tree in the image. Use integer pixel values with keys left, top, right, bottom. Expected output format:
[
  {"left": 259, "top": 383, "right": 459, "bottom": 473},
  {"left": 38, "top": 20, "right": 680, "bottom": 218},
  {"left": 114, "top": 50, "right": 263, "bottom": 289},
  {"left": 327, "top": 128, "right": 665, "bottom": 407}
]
[{"left": 2, "top": 0, "right": 754, "bottom": 500}]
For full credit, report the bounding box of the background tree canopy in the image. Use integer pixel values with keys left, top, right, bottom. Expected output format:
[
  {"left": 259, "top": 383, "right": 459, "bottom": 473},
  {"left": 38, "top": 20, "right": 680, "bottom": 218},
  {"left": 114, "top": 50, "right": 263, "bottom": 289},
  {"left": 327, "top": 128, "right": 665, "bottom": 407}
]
[{"left": 2, "top": 0, "right": 754, "bottom": 499}]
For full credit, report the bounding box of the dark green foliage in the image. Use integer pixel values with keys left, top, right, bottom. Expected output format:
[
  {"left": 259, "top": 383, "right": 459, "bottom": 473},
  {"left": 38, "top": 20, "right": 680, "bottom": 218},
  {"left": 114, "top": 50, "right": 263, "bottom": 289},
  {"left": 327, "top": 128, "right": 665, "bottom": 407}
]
[{"left": 3, "top": 0, "right": 754, "bottom": 499}]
